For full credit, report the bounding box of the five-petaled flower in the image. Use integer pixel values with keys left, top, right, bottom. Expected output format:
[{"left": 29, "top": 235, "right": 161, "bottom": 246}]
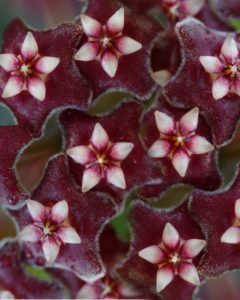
[
  {"left": 200, "top": 36, "right": 240, "bottom": 100},
  {"left": 221, "top": 199, "right": 240, "bottom": 244},
  {"left": 67, "top": 123, "right": 134, "bottom": 193},
  {"left": 162, "top": 0, "right": 205, "bottom": 21},
  {"left": 148, "top": 107, "right": 214, "bottom": 177},
  {"left": 17, "top": 200, "right": 81, "bottom": 264},
  {"left": 0, "top": 31, "right": 60, "bottom": 101},
  {"left": 138, "top": 223, "right": 206, "bottom": 293},
  {"left": 75, "top": 8, "right": 142, "bottom": 77}
]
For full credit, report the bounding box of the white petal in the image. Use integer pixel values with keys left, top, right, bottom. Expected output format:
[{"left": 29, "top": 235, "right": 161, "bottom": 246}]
[
  {"left": 138, "top": 245, "right": 165, "bottom": 264},
  {"left": 187, "top": 135, "right": 214, "bottom": 154},
  {"left": 0, "top": 291, "right": 15, "bottom": 299},
  {"left": 109, "top": 142, "right": 134, "bottom": 161},
  {"left": 179, "top": 263, "right": 200, "bottom": 285},
  {"left": 26, "top": 200, "right": 47, "bottom": 222},
  {"left": 80, "top": 14, "right": 103, "bottom": 38},
  {"left": 148, "top": 139, "right": 172, "bottom": 158},
  {"left": 115, "top": 36, "right": 142, "bottom": 55},
  {"left": 162, "top": 223, "right": 180, "bottom": 250},
  {"left": 154, "top": 111, "right": 175, "bottom": 135},
  {"left": 212, "top": 77, "right": 230, "bottom": 100},
  {"left": 235, "top": 199, "right": 240, "bottom": 220},
  {"left": 106, "top": 8, "right": 124, "bottom": 35},
  {"left": 180, "top": 107, "right": 199, "bottom": 134},
  {"left": 91, "top": 123, "right": 109, "bottom": 151},
  {"left": 27, "top": 76, "right": 46, "bottom": 101},
  {"left": 182, "top": 0, "right": 205, "bottom": 16},
  {"left": 74, "top": 42, "right": 100, "bottom": 62},
  {"left": 2, "top": 75, "right": 23, "bottom": 98},
  {"left": 34, "top": 56, "right": 60, "bottom": 74},
  {"left": 172, "top": 149, "right": 190, "bottom": 177},
  {"left": 101, "top": 50, "right": 118, "bottom": 77},
  {"left": 152, "top": 70, "right": 172, "bottom": 86},
  {"left": 156, "top": 266, "right": 174, "bottom": 293},
  {"left": 181, "top": 239, "right": 206, "bottom": 258},
  {"left": 221, "top": 226, "right": 240, "bottom": 244},
  {"left": 50, "top": 200, "right": 69, "bottom": 224},
  {"left": 106, "top": 166, "right": 126, "bottom": 189},
  {"left": 82, "top": 166, "right": 101, "bottom": 193},
  {"left": 57, "top": 226, "right": 81, "bottom": 244},
  {"left": 76, "top": 284, "right": 98, "bottom": 299},
  {"left": 21, "top": 32, "right": 38, "bottom": 60},
  {"left": 221, "top": 36, "right": 239, "bottom": 64},
  {"left": 42, "top": 237, "right": 60, "bottom": 264},
  {"left": 18, "top": 224, "right": 41, "bottom": 242},
  {"left": 0, "top": 54, "right": 19, "bottom": 72},
  {"left": 67, "top": 146, "right": 94, "bottom": 165},
  {"left": 199, "top": 56, "right": 223, "bottom": 74}
]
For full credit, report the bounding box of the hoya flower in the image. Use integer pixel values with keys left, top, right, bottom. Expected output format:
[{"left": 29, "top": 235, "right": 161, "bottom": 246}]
[
  {"left": 18, "top": 199, "right": 81, "bottom": 264},
  {"left": 200, "top": 36, "right": 240, "bottom": 100},
  {"left": 75, "top": 8, "right": 142, "bottom": 77},
  {"left": 221, "top": 199, "right": 240, "bottom": 244},
  {"left": 148, "top": 107, "right": 214, "bottom": 177},
  {"left": 162, "top": 0, "right": 205, "bottom": 21},
  {"left": 67, "top": 123, "right": 134, "bottom": 193},
  {"left": 139, "top": 223, "right": 206, "bottom": 293},
  {"left": 0, "top": 31, "right": 60, "bottom": 101}
]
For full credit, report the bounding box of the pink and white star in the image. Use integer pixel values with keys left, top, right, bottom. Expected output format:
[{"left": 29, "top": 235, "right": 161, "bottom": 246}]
[
  {"left": 162, "top": 0, "right": 205, "bottom": 20},
  {"left": 67, "top": 123, "right": 134, "bottom": 193},
  {"left": 0, "top": 31, "right": 60, "bottom": 101},
  {"left": 221, "top": 199, "right": 240, "bottom": 244},
  {"left": 148, "top": 107, "right": 214, "bottom": 177},
  {"left": 17, "top": 200, "right": 81, "bottom": 264},
  {"left": 75, "top": 8, "right": 142, "bottom": 77},
  {"left": 139, "top": 223, "right": 206, "bottom": 293},
  {"left": 200, "top": 36, "right": 240, "bottom": 100}
]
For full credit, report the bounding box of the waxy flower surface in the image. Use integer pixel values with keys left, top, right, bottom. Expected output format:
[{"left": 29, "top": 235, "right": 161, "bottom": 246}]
[
  {"left": 0, "top": 31, "right": 59, "bottom": 101},
  {"left": 165, "top": 18, "right": 240, "bottom": 145},
  {"left": 18, "top": 199, "right": 81, "bottom": 264},
  {"left": 148, "top": 107, "right": 214, "bottom": 177},
  {"left": 161, "top": 0, "right": 205, "bottom": 21},
  {"left": 139, "top": 222, "right": 206, "bottom": 292},
  {"left": 67, "top": 123, "right": 134, "bottom": 193},
  {"left": 75, "top": 8, "right": 142, "bottom": 78},
  {"left": 190, "top": 166, "right": 240, "bottom": 276},
  {"left": 200, "top": 36, "right": 240, "bottom": 100}
]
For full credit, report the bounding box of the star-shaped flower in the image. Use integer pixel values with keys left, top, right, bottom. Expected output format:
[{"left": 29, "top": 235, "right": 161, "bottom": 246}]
[
  {"left": 164, "top": 19, "right": 240, "bottom": 145},
  {"left": 148, "top": 107, "right": 214, "bottom": 177},
  {"left": 75, "top": 8, "right": 142, "bottom": 78},
  {"left": 0, "top": 31, "right": 60, "bottom": 101},
  {"left": 139, "top": 223, "right": 206, "bottom": 293},
  {"left": 118, "top": 201, "right": 206, "bottom": 300},
  {"left": 200, "top": 36, "right": 240, "bottom": 100},
  {"left": 18, "top": 199, "right": 81, "bottom": 264},
  {"left": 67, "top": 123, "right": 134, "bottom": 193},
  {"left": 161, "top": 0, "right": 205, "bottom": 21}
]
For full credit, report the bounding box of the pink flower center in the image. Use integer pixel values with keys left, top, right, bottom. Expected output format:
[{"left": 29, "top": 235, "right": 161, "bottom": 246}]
[{"left": 223, "top": 60, "right": 240, "bottom": 80}]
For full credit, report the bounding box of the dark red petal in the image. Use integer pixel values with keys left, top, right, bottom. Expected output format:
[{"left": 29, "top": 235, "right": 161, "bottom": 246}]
[
  {"left": 0, "top": 126, "right": 31, "bottom": 207},
  {"left": 60, "top": 101, "right": 161, "bottom": 206},
  {"left": 137, "top": 96, "right": 221, "bottom": 201},
  {"left": 75, "top": 0, "right": 162, "bottom": 100},
  {"left": 189, "top": 165, "right": 240, "bottom": 276},
  {"left": 118, "top": 200, "right": 205, "bottom": 300},
  {"left": 0, "top": 241, "right": 66, "bottom": 299},
  {"left": 9, "top": 155, "right": 117, "bottom": 280},
  {"left": 0, "top": 19, "right": 91, "bottom": 137}
]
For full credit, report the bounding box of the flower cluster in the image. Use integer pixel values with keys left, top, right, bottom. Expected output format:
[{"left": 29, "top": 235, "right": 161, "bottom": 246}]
[{"left": 0, "top": 0, "right": 240, "bottom": 299}]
